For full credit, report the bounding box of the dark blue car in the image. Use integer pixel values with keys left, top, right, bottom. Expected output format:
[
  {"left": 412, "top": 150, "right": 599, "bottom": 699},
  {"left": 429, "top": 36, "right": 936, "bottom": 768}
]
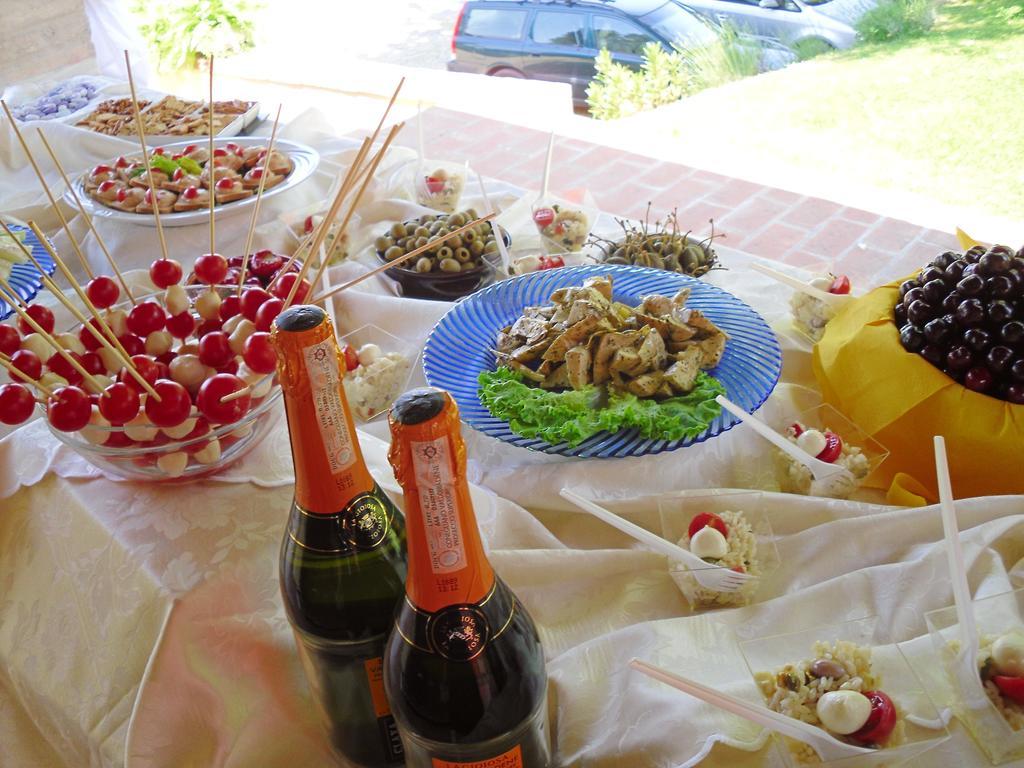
[{"left": 447, "top": 0, "right": 793, "bottom": 108}]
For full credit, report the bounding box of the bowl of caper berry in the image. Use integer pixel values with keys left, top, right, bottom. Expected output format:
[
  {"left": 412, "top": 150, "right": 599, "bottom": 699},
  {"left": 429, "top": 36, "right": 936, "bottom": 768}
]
[{"left": 374, "top": 209, "right": 511, "bottom": 301}]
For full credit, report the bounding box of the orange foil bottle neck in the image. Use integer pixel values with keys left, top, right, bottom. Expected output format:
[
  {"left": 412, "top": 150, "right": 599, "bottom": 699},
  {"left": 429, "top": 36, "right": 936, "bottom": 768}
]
[
  {"left": 388, "top": 388, "right": 494, "bottom": 613},
  {"left": 271, "top": 305, "right": 374, "bottom": 515}
]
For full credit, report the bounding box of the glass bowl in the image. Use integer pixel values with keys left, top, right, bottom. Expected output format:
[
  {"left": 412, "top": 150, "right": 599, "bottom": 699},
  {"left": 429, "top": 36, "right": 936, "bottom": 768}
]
[
  {"left": 771, "top": 403, "right": 889, "bottom": 499},
  {"left": 925, "top": 587, "right": 1024, "bottom": 764},
  {"left": 43, "top": 284, "right": 282, "bottom": 482},
  {"left": 739, "top": 616, "right": 949, "bottom": 768},
  {"left": 337, "top": 324, "right": 420, "bottom": 422},
  {"left": 658, "top": 490, "right": 778, "bottom": 611}
]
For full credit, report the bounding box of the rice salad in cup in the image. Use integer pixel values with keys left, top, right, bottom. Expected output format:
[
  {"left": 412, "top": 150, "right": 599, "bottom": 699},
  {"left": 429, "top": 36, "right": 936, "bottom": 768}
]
[
  {"left": 532, "top": 203, "right": 590, "bottom": 253},
  {"left": 416, "top": 166, "right": 464, "bottom": 213},
  {"left": 674, "top": 509, "right": 759, "bottom": 609},
  {"left": 790, "top": 273, "right": 852, "bottom": 343},
  {"left": 755, "top": 640, "right": 905, "bottom": 765}
]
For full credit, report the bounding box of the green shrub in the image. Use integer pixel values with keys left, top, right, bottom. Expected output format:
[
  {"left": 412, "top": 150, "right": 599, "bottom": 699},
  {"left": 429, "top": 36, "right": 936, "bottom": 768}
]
[
  {"left": 130, "top": 0, "right": 261, "bottom": 71},
  {"left": 587, "top": 25, "right": 764, "bottom": 120},
  {"left": 855, "top": 0, "right": 937, "bottom": 43}
]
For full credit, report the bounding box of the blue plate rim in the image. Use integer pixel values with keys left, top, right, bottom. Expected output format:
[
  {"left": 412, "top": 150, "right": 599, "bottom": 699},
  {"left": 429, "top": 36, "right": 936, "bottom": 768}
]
[{"left": 0, "top": 225, "right": 57, "bottom": 322}]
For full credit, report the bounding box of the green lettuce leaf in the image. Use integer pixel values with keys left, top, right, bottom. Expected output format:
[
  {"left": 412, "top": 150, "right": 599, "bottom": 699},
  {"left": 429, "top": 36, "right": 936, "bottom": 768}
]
[{"left": 478, "top": 367, "right": 725, "bottom": 448}]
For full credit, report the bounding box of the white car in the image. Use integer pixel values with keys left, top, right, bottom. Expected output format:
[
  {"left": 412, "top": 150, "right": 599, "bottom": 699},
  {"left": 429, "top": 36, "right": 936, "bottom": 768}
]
[{"left": 677, "top": 0, "right": 878, "bottom": 52}]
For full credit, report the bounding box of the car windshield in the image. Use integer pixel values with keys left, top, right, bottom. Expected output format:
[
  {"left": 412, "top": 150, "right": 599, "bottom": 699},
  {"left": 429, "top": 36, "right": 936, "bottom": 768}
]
[{"left": 641, "top": 3, "right": 719, "bottom": 48}]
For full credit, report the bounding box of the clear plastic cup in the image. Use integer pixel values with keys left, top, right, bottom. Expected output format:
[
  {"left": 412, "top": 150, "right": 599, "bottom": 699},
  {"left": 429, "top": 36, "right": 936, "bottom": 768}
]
[
  {"left": 925, "top": 588, "right": 1024, "bottom": 764},
  {"left": 337, "top": 324, "right": 419, "bottom": 422},
  {"left": 658, "top": 490, "right": 778, "bottom": 611},
  {"left": 772, "top": 403, "right": 889, "bottom": 499},
  {"left": 739, "top": 616, "right": 949, "bottom": 767},
  {"left": 531, "top": 194, "right": 598, "bottom": 255},
  {"left": 414, "top": 160, "right": 468, "bottom": 214}
]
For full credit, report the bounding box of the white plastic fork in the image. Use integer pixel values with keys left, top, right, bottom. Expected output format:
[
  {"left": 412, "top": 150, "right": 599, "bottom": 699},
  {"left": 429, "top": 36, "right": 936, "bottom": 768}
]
[
  {"left": 751, "top": 262, "right": 854, "bottom": 310},
  {"left": 715, "top": 395, "right": 854, "bottom": 495},
  {"left": 934, "top": 436, "right": 990, "bottom": 710},
  {"left": 559, "top": 488, "right": 752, "bottom": 593},
  {"left": 630, "top": 658, "right": 875, "bottom": 762}
]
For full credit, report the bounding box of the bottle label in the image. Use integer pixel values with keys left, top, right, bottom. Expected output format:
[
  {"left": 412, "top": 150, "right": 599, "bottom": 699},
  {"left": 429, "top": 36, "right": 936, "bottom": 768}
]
[
  {"left": 410, "top": 436, "right": 466, "bottom": 575},
  {"left": 428, "top": 604, "right": 490, "bottom": 662},
  {"left": 430, "top": 744, "right": 523, "bottom": 768},
  {"left": 303, "top": 339, "right": 355, "bottom": 475},
  {"left": 364, "top": 657, "right": 404, "bottom": 762}
]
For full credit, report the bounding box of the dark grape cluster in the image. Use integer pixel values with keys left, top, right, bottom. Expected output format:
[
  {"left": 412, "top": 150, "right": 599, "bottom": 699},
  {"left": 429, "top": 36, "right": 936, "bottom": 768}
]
[{"left": 895, "top": 244, "right": 1024, "bottom": 403}]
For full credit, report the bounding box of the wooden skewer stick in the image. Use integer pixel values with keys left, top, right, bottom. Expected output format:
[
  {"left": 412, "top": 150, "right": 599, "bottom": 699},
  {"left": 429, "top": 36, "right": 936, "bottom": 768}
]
[
  {"left": 207, "top": 55, "right": 216, "bottom": 258},
  {"left": 298, "top": 123, "right": 403, "bottom": 308},
  {"left": 311, "top": 212, "right": 497, "bottom": 305},
  {"left": 35, "top": 130, "right": 136, "bottom": 305},
  {"left": 0, "top": 99, "right": 94, "bottom": 279},
  {"left": 264, "top": 137, "right": 371, "bottom": 296},
  {"left": 219, "top": 375, "right": 271, "bottom": 403},
  {"left": 27, "top": 221, "right": 134, "bottom": 364},
  {"left": 280, "top": 138, "right": 374, "bottom": 308},
  {"left": 2, "top": 221, "right": 160, "bottom": 400},
  {"left": 0, "top": 279, "right": 103, "bottom": 391},
  {"left": 123, "top": 50, "right": 171, "bottom": 263},
  {"left": 269, "top": 76, "right": 404, "bottom": 297},
  {"left": 238, "top": 104, "right": 283, "bottom": 297},
  {"left": 0, "top": 353, "right": 55, "bottom": 396}
]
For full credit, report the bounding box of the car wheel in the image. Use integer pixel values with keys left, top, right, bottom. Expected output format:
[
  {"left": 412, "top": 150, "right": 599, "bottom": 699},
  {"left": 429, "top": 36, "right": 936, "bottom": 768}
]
[{"left": 488, "top": 67, "right": 526, "bottom": 78}]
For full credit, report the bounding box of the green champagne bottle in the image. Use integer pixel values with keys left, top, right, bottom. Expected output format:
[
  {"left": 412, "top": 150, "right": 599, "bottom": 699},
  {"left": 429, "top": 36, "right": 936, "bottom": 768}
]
[
  {"left": 272, "top": 305, "right": 407, "bottom": 767},
  {"left": 385, "top": 388, "right": 551, "bottom": 768}
]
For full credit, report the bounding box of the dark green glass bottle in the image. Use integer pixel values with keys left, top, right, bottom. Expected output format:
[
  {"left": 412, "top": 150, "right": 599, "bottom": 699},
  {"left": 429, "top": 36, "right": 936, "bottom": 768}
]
[
  {"left": 272, "top": 305, "right": 408, "bottom": 767},
  {"left": 385, "top": 388, "right": 551, "bottom": 768}
]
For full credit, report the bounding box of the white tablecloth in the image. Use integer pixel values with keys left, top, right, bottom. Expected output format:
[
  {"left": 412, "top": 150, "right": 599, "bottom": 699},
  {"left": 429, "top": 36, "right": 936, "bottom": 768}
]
[{"left": 1, "top": 108, "right": 1021, "bottom": 768}]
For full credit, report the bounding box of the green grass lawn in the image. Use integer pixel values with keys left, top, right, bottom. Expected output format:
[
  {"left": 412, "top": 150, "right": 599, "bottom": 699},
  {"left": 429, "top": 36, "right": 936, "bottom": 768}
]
[{"left": 667, "top": 0, "right": 1024, "bottom": 219}]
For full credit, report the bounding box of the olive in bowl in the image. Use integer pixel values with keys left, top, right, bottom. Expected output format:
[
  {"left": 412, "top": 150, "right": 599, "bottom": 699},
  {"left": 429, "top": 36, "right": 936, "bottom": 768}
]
[{"left": 374, "top": 210, "right": 510, "bottom": 301}]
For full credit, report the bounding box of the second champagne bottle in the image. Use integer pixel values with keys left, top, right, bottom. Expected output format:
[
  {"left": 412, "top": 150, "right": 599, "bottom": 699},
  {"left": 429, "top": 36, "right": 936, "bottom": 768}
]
[{"left": 385, "top": 387, "right": 552, "bottom": 768}]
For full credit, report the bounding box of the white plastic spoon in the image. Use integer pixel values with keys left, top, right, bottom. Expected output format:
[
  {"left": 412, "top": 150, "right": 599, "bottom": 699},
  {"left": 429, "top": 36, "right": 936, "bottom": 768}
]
[
  {"left": 751, "top": 262, "right": 853, "bottom": 309},
  {"left": 476, "top": 170, "right": 510, "bottom": 276},
  {"left": 630, "top": 659, "right": 874, "bottom": 762},
  {"left": 715, "top": 395, "right": 853, "bottom": 496},
  {"left": 934, "top": 436, "right": 989, "bottom": 710},
  {"left": 559, "top": 489, "right": 750, "bottom": 592}
]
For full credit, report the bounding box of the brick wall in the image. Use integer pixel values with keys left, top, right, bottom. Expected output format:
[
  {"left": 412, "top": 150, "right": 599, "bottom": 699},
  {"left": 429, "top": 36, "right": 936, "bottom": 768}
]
[{"left": 0, "top": 0, "right": 94, "bottom": 86}]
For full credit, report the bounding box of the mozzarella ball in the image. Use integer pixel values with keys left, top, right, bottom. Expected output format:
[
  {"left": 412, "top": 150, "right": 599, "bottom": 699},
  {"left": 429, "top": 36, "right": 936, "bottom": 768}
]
[
  {"left": 169, "top": 353, "right": 209, "bottom": 393},
  {"left": 124, "top": 412, "right": 158, "bottom": 442},
  {"left": 38, "top": 372, "right": 68, "bottom": 390},
  {"left": 689, "top": 526, "right": 729, "bottom": 560},
  {"left": 144, "top": 330, "right": 173, "bottom": 357},
  {"left": 193, "top": 438, "right": 222, "bottom": 465},
  {"left": 815, "top": 690, "right": 872, "bottom": 735},
  {"left": 156, "top": 451, "right": 188, "bottom": 478},
  {"left": 105, "top": 309, "right": 128, "bottom": 337},
  {"left": 357, "top": 343, "right": 382, "bottom": 367},
  {"left": 162, "top": 406, "right": 198, "bottom": 440},
  {"left": 78, "top": 406, "right": 111, "bottom": 445},
  {"left": 195, "top": 288, "right": 222, "bottom": 320},
  {"left": 21, "top": 333, "right": 54, "bottom": 362},
  {"left": 55, "top": 332, "right": 86, "bottom": 356},
  {"left": 84, "top": 373, "right": 113, "bottom": 395},
  {"left": 993, "top": 632, "right": 1024, "bottom": 677},
  {"left": 796, "top": 428, "right": 828, "bottom": 457},
  {"left": 164, "top": 284, "right": 189, "bottom": 316},
  {"left": 228, "top": 319, "right": 256, "bottom": 356}
]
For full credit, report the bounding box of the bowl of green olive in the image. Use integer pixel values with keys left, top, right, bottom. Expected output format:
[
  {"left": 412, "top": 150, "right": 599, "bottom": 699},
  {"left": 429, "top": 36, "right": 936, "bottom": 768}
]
[{"left": 374, "top": 209, "right": 511, "bottom": 301}]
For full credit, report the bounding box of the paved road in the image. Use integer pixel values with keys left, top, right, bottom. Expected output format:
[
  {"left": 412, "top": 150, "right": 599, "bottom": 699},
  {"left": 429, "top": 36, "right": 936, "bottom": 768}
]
[{"left": 256, "top": 0, "right": 463, "bottom": 71}]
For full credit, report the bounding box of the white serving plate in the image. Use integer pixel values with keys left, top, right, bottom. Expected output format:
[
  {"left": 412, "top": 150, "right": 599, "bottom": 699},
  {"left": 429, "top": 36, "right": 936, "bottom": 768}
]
[{"left": 65, "top": 136, "right": 319, "bottom": 228}]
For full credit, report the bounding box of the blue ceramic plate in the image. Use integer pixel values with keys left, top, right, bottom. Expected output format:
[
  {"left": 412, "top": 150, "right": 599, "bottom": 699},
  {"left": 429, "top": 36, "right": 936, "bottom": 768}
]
[
  {"left": 0, "top": 225, "right": 57, "bottom": 321},
  {"left": 423, "top": 264, "right": 782, "bottom": 459}
]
